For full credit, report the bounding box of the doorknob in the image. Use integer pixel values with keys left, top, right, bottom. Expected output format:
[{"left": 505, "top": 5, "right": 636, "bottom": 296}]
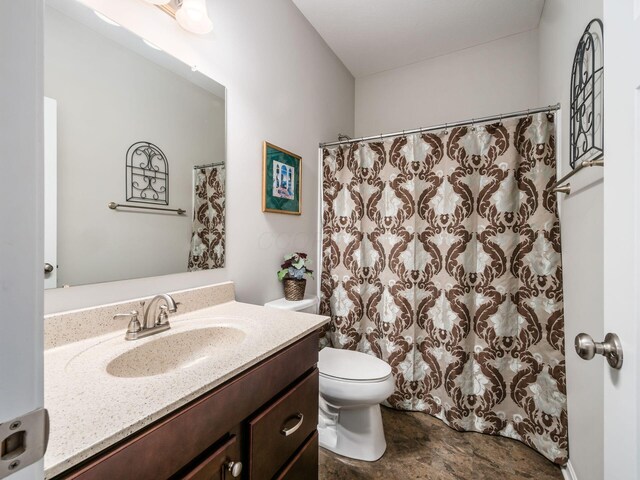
[
  {"left": 44, "top": 263, "right": 54, "bottom": 274},
  {"left": 574, "top": 332, "right": 623, "bottom": 369}
]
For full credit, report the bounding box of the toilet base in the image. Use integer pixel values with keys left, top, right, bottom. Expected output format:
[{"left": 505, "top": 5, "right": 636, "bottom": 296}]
[{"left": 318, "top": 403, "right": 387, "bottom": 461}]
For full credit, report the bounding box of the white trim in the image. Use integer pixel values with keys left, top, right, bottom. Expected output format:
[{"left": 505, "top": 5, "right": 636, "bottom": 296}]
[
  {"left": 561, "top": 460, "right": 578, "bottom": 480},
  {"left": 316, "top": 148, "right": 323, "bottom": 304}
]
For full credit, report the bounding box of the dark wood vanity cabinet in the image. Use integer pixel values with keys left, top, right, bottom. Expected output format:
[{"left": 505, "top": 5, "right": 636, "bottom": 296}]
[{"left": 55, "top": 332, "right": 320, "bottom": 480}]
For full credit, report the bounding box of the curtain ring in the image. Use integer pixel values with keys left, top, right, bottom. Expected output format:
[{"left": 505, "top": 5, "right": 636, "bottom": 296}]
[
  {"left": 380, "top": 133, "right": 383, "bottom": 142},
  {"left": 471, "top": 119, "right": 476, "bottom": 132},
  {"left": 443, "top": 123, "right": 448, "bottom": 135},
  {"left": 499, "top": 114, "right": 503, "bottom": 126}
]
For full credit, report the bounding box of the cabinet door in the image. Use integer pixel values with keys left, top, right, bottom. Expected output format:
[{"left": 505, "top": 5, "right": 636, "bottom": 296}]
[
  {"left": 180, "top": 434, "right": 242, "bottom": 480},
  {"left": 275, "top": 432, "right": 318, "bottom": 480},
  {"left": 249, "top": 369, "right": 319, "bottom": 479}
]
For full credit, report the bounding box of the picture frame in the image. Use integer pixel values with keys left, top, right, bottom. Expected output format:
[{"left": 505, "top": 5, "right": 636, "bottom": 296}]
[{"left": 262, "top": 141, "right": 302, "bottom": 215}]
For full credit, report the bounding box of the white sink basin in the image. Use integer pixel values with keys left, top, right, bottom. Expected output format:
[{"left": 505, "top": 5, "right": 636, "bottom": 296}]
[{"left": 105, "top": 327, "right": 246, "bottom": 378}]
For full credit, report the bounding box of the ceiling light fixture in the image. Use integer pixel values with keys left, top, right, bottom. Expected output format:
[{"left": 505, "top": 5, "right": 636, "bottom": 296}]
[
  {"left": 94, "top": 11, "right": 120, "bottom": 27},
  {"left": 175, "top": 0, "right": 213, "bottom": 34},
  {"left": 143, "top": 0, "right": 213, "bottom": 35}
]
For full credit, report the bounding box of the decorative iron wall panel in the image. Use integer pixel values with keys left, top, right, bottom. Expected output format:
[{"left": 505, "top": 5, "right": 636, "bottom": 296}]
[
  {"left": 126, "top": 141, "right": 169, "bottom": 205},
  {"left": 570, "top": 19, "right": 604, "bottom": 169}
]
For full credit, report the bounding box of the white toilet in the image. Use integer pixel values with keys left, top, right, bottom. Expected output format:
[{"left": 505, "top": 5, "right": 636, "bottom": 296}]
[
  {"left": 317, "top": 347, "right": 394, "bottom": 461},
  {"left": 264, "top": 296, "right": 395, "bottom": 462}
]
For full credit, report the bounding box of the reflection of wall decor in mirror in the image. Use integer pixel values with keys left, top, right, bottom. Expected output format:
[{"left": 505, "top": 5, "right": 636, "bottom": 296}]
[
  {"left": 44, "top": 0, "right": 226, "bottom": 289},
  {"left": 570, "top": 18, "right": 604, "bottom": 169},
  {"left": 188, "top": 163, "right": 226, "bottom": 270},
  {"left": 262, "top": 142, "right": 302, "bottom": 215},
  {"left": 126, "top": 141, "right": 169, "bottom": 205},
  {"left": 107, "top": 202, "right": 186, "bottom": 215}
]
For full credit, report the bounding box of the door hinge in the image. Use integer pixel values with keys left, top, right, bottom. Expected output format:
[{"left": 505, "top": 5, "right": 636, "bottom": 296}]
[{"left": 0, "top": 408, "right": 49, "bottom": 479}]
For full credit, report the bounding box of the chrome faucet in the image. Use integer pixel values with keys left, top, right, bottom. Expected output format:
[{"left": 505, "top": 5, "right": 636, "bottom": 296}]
[{"left": 113, "top": 293, "right": 178, "bottom": 341}]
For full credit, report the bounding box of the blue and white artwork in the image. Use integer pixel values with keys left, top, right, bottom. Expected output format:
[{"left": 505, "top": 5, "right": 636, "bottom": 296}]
[{"left": 272, "top": 160, "right": 295, "bottom": 200}]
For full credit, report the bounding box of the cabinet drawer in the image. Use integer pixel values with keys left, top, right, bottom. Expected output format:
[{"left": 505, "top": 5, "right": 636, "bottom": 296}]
[
  {"left": 178, "top": 434, "right": 241, "bottom": 480},
  {"left": 275, "top": 432, "right": 318, "bottom": 480},
  {"left": 249, "top": 369, "right": 319, "bottom": 479}
]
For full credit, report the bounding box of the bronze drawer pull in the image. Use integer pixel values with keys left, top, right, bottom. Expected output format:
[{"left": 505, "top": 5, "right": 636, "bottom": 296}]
[{"left": 280, "top": 413, "right": 304, "bottom": 437}]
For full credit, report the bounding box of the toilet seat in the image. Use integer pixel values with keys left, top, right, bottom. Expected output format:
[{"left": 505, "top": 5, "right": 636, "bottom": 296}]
[
  {"left": 320, "top": 372, "right": 392, "bottom": 383},
  {"left": 319, "top": 347, "right": 392, "bottom": 383}
]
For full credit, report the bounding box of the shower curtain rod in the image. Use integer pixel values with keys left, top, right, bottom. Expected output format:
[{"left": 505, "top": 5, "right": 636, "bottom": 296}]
[
  {"left": 193, "top": 161, "right": 225, "bottom": 169},
  {"left": 319, "top": 103, "right": 561, "bottom": 148}
]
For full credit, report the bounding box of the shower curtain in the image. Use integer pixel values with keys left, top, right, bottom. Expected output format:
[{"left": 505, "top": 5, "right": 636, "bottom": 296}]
[
  {"left": 188, "top": 165, "right": 225, "bottom": 270},
  {"left": 320, "top": 113, "right": 567, "bottom": 464}
]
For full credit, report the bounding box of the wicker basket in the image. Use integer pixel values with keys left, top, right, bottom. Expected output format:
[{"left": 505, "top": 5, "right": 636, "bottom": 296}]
[{"left": 283, "top": 278, "right": 306, "bottom": 301}]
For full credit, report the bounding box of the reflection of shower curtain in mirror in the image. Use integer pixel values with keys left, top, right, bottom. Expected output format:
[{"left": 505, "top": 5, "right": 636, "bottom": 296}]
[
  {"left": 320, "top": 113, "right": 567, "bottom": 464},
  {"left": 188, "top": 165, "right": 225, "bottom": 270}
]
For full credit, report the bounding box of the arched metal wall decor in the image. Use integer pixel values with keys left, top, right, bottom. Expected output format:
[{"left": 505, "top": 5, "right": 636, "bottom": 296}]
[
  {"left": 570, "top": 18, "right": 604, "bottom": 169},
  {"left": 126, "top": 141, "right": 169, "bottom": 205}
]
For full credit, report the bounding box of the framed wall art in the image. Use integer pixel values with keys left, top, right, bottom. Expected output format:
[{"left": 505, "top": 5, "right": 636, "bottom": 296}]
[{"left": 262, "top": 141, "right": 302, "bottom": 215}]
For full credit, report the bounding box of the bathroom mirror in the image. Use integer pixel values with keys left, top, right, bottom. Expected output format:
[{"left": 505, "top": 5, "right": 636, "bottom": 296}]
[{"left": 44, "top": 0, "right": 226, "bottom": 289}]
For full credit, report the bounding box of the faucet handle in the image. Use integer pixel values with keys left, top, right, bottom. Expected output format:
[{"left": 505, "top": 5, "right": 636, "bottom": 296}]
[
  {"left": 113, "top": 310, "right": 138, "bottom": 320},
  {"left": 114, "top": 310, "right": 142, "bottom": 338},
  {"left": 157, "top": 305, "right": 170, "bottom": 326}
]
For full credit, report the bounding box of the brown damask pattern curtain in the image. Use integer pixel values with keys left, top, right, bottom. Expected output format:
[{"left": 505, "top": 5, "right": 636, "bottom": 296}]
[
  {"left": 188, "top": 165, "right": 225, "bottom": 270},
  {"left": 320, "top": 113, "right": 567, "bottom": 464}
]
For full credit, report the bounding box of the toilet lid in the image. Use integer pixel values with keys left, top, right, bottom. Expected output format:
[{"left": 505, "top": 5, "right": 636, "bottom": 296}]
[
  {"left": 264, "top": 296, "right": 318, "bottom": 311},
  {"left": 319, "top": 347, "right": 392, "bottom": 382}
]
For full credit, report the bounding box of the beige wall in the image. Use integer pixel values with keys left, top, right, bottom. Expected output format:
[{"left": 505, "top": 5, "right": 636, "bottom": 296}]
[
  {"left": 44, "top": 0, "right": 354, "bottom": 313},
  {"left": 354, "top": 29, "right": 539, "bottom": 136},
  {"left": 538, "top": 1, "right": 604, "bottom": 479}
]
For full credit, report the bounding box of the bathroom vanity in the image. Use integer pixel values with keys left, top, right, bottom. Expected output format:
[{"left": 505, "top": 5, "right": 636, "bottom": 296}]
[
  {"left": 43, "top": 284, "right": 329, "bottom": 480},
  {"left": 55, "top": 333, "right": 319, "bottom": 480}
]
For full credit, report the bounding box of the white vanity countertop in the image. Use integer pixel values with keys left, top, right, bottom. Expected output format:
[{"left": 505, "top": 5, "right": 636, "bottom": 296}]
[{"left": 44, "top": 301, "right": 329, "bottom": 478}]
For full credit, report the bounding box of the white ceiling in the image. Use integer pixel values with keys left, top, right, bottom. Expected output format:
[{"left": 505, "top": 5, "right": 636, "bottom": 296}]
[{"left": 292, "top": 0, "right": 545, "bottom": 78}]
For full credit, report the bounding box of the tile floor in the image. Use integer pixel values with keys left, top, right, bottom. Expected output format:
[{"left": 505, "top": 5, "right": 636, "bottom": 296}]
[{"left": 319, "top": 407, "right": 563, "bottom": 480}]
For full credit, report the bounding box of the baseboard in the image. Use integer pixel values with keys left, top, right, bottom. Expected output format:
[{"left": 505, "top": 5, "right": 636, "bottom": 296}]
[{"left": 561, "top": 460, "right": 578, "bottom": 480}]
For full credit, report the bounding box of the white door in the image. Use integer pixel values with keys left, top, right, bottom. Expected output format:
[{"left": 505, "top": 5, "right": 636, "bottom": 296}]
[
  {"left": 0, "top": 0, "right": 45, "bottom": 479},
  {"left": 603, "top": 0, "right": 640, "bottom": 478},
  {"left": 44, "top": 97, "right": 58, "bottom": 290}
]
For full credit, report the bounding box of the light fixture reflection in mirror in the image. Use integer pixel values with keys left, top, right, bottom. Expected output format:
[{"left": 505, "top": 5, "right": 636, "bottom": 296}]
[{"left": 44, "top": 0, "right": 226, "bottom": 289}]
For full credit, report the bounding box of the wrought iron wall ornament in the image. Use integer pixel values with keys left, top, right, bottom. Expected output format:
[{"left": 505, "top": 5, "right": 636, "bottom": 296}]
[
  {"left": 126, "top": 141, "right": 169, "bottom": 205},
  {"left": 570, "top": 18, "right": 604, "bottom": 169}
]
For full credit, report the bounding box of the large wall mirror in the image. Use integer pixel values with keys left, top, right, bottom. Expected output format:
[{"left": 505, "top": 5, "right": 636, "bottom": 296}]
[{"left": 44, "top": 0, "right": 226, "bottom": 289}]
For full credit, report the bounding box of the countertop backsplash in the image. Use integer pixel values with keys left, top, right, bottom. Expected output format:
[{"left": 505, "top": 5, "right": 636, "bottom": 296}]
[{"left": 44, "top": 281, "right": 236, "bottom": 349}]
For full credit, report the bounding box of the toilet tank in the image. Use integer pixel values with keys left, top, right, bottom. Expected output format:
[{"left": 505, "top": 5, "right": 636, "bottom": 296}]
[{"left": 264, "top": 296, "right": 318, "bottom": 314}]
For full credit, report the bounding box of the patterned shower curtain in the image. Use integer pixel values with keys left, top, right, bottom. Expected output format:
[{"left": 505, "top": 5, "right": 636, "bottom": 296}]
[
  {"left": 320, "top": 113, "right": 567, "bottom": 464},
  {"left": 188, "top": 165, "right": 225, "bottom": 270}
]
